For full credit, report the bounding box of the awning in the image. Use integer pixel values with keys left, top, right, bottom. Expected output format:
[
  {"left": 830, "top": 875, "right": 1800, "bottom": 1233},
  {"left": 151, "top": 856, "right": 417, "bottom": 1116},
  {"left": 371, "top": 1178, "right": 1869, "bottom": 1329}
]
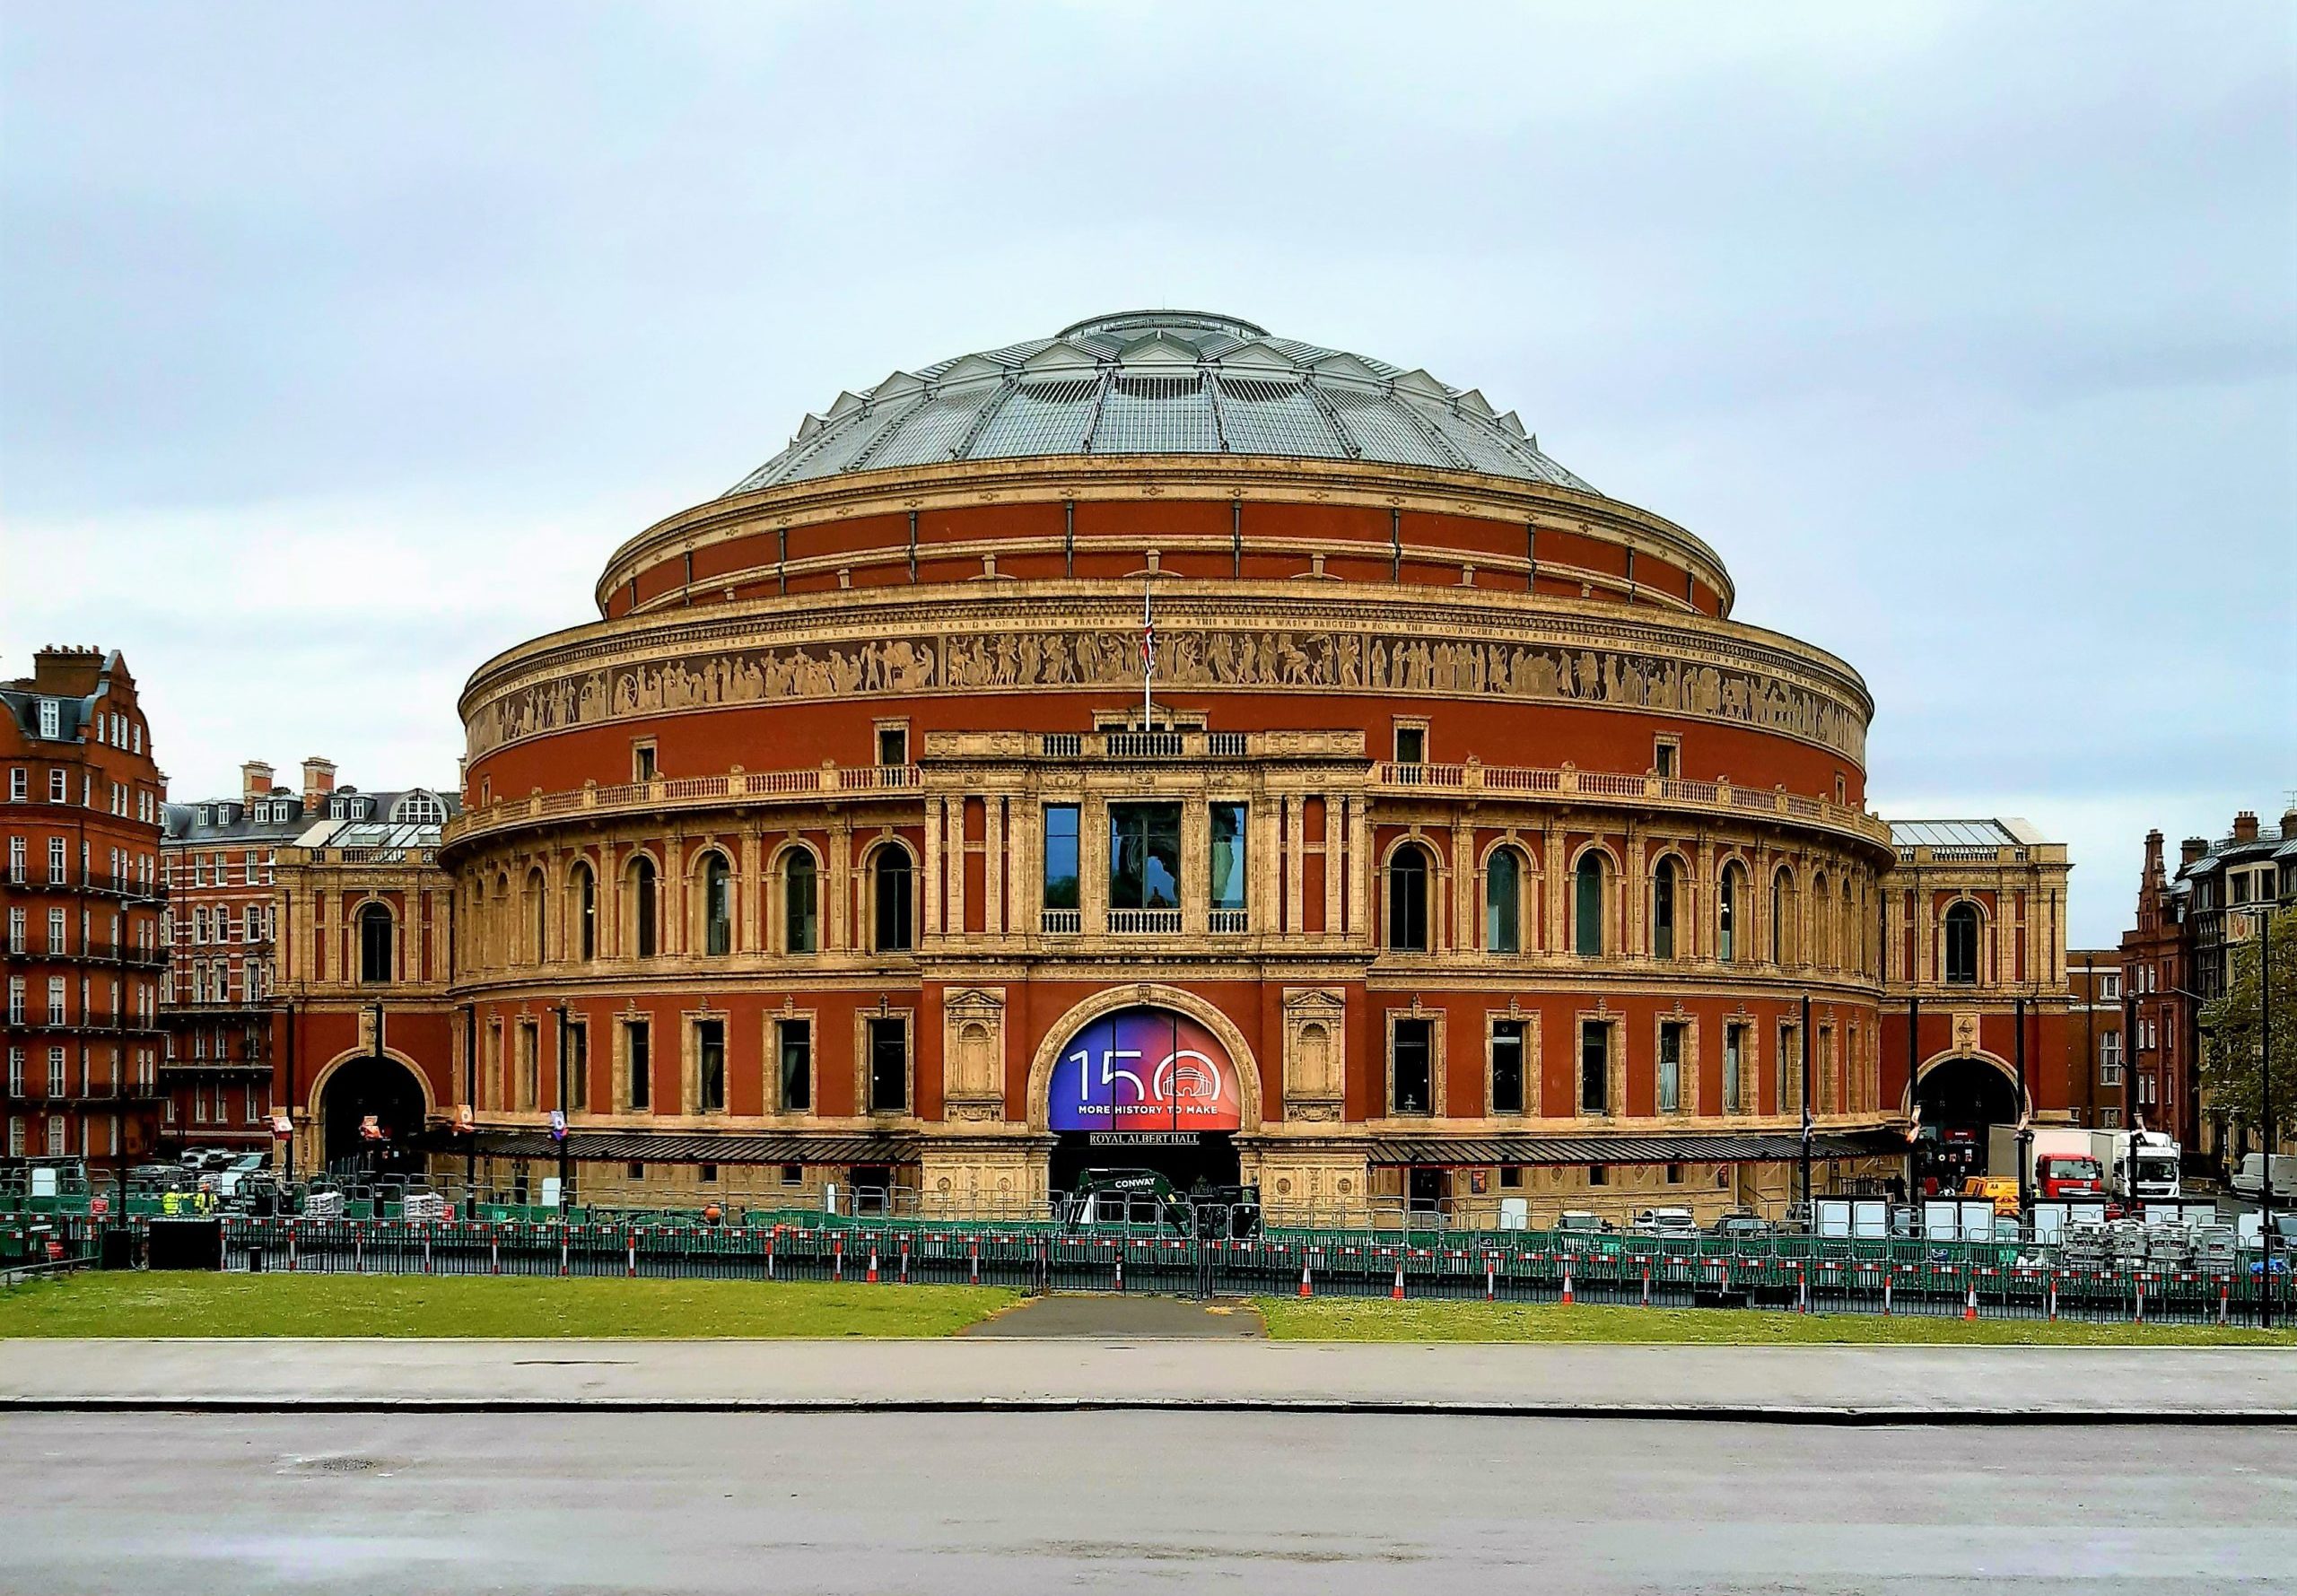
[
  {"left": 1367, "top": 1130, "right": 1885, "bottom": 1167},
  {"left": 468, "top": 1130, "right": 920, "bottom": 1166}
]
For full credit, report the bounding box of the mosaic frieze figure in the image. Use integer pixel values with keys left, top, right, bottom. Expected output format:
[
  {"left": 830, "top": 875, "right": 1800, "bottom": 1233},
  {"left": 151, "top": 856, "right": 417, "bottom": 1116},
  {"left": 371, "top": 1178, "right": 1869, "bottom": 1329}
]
[{"left": 469, "top": 627, "right": 1864, "bottom": 761}]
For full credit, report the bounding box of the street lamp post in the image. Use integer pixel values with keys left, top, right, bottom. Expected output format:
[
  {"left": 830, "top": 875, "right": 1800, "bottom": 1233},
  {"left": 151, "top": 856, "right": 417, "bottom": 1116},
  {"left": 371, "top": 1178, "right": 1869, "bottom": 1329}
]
[
  {"left": 555, "top": 1004, "right": 571, "bottom": 1212},
  {"left": 1799, "top": 994, "right": 1813, "bottom": 1213},
  {"left": 2259, "top": 913, "right": 2275, "bottom": 1330},
  {"left": 2014, "top": 996, "right": 2032, "bottom": 1218}
]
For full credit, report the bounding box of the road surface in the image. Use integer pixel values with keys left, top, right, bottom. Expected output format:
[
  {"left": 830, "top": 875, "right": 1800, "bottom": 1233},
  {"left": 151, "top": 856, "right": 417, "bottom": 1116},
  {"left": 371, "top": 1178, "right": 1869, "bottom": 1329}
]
[{"left": 4, "top": 1410, "right": 2292, "bottom": 1594}]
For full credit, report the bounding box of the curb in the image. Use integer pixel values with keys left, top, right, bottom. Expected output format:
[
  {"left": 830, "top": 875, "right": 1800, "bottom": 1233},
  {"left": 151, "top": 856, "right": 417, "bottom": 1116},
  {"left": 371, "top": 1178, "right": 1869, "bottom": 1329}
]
[{"left": 4, "top": 1396, "right": 2293, "bottom": 1426}]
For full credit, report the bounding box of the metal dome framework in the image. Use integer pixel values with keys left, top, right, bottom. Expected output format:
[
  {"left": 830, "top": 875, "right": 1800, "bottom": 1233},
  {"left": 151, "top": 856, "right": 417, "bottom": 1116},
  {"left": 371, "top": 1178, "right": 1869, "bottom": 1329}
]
[{"left": 726, "top": 310, "right": 1600, "bottom": 497}]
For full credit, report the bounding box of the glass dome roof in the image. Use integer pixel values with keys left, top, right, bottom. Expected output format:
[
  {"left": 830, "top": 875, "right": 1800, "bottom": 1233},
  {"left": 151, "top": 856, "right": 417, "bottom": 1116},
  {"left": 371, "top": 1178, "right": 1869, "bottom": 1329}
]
[{"left": 726, "top": 310, "right": 1598, "bottom": 497}]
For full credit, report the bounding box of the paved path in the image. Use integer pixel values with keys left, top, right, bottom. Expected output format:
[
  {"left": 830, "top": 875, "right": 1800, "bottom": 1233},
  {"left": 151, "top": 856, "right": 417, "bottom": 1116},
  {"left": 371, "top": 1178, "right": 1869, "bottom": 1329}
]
[
  {"left": 3, "top": 1339, "right": 2293, "bottom": 1418},
  {"left": 4, "top": 1410, "right": 2292, "bottom": 1594}
]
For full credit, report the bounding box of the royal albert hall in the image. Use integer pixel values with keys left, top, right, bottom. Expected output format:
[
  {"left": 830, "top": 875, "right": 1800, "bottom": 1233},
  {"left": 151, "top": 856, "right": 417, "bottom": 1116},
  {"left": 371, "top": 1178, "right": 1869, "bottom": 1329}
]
[{"left": 442, "top": 310, "right": 1904, "bottom": 1222}]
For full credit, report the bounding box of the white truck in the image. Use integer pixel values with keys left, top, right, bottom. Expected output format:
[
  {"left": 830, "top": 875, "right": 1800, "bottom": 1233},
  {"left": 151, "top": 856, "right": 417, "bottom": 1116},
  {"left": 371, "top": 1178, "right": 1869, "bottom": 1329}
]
[
  {"left": 1987, "top": 1124, "right": 2107, "bottom": 1202},
  {"left": 2230, "top": 1153, "right": 2296, "bottom": 1201},
  {"left": 2089, "top": 1129, "right": 2182, "bottom": 1202}
]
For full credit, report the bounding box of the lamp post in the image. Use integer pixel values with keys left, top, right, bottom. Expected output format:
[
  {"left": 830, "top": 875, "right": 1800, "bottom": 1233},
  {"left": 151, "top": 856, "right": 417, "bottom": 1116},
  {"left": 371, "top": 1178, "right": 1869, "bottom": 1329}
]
[
  {"left": 554, "top": 1003, "right": 571, "bottom": 1212},
  {"left": 1799, "top": 994, "right": 1813, "bottom": 1212},
  {"left": 2014, "top": 996, "right": 2032, "bottom": 1218},
  {"left": 2258, "top": 913, "right": 2275, "bottom": 1330}
]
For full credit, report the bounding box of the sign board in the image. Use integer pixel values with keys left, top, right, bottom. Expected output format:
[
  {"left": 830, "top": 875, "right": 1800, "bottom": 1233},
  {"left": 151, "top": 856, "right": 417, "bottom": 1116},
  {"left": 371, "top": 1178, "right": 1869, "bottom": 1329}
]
[
  {"left": 270, "top": 1113, "right": 293, "bottom": 1141},
  {"left": 1088, "top": 1131, "right": 1199, "bottom": 1147},
  {"left": 1048, "top": 1007, "right": 1241, "bottom": 1134}
]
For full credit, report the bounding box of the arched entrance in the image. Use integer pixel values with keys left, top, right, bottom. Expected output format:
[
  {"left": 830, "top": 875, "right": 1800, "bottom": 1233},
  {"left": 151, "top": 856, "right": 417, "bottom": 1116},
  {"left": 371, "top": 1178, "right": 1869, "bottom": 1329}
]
[
  {"left": 318, "top": 1052, "right": 430, "bottom": 1177},
  {"left": 1912, "top": 1054, "right": 2021, "bottom": 1196},
  {"left": 1042, "top": 1003, "right": 1246, "bottom": 1197}
]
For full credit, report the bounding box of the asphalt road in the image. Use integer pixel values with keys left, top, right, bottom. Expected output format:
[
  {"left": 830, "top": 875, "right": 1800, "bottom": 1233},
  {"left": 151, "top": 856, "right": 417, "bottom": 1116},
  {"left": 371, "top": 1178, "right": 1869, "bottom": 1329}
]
[{"left": 4, "top": 1412, "right": 2292, "bottom": 1594}]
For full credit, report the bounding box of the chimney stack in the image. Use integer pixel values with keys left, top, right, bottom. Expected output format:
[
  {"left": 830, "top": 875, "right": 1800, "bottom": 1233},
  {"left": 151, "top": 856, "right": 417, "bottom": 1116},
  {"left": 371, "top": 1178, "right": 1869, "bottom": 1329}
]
[
  {"left": 301, "top": 756, "right": 337, "bottom": 815},
  {"left": 30, "top": 645, "right": 104, "bottom": 699},
  {"left": 240, "top": 760, "right": 275, "bottom": 802},
  {"left": 2179, "top": 836, "right": 2208, "bottom": 868},
  {"left": 2231, "top": 809, "right": 2260, "bottom": 843}
]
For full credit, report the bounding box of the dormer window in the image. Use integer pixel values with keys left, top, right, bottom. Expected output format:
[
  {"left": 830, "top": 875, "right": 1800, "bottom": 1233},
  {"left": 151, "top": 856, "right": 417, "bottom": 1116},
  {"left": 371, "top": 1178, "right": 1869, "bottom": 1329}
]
[
  {"left": 198, "top": 806, "right": 213, "bottom": 827},
  {"left": 37, "top": 700, "right": 59, "bottom": 739}
]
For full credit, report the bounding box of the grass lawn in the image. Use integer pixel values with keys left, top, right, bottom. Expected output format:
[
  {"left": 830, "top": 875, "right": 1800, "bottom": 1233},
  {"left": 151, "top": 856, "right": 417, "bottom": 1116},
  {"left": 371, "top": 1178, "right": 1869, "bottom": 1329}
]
[
  {"left": 0, "top": 1272, "right": 1017, "bottom": 1339},
  {"left": 1256, "top": 1297, "right": 2297, "bottom": 1347}
]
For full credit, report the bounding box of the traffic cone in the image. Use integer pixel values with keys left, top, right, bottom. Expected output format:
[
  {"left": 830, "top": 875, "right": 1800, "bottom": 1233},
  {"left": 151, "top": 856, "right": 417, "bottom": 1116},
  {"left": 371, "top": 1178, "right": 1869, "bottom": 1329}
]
[
  {"left": 866, "top": 1245, "right": 879, "bottom": 1284},
  {"left": 1560, "top": 1257, "right": 1574, "bottom": 1306},
  {"left": 1962, "top": 1278, "right": 1978, "bottom": 1321},
  {"left": 1298, "top": 1258, "right": 1314, "bottom": 1298},
  {"left": 1392, "top": 1260, "right": 1406, "bottom": 1300}
]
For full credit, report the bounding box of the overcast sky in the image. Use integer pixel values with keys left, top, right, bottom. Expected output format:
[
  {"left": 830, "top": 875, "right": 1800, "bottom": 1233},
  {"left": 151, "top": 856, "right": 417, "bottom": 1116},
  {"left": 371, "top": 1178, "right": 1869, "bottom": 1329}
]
[{"left": 4, "top": 3, "right": 2291, "bottom": 946}]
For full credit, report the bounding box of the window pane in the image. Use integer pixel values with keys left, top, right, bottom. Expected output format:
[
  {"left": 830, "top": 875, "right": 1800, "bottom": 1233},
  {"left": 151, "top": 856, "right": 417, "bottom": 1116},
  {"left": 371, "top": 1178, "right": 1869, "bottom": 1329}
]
[
  {"left": 1043, "top": 807, "right": 1080, "bottom": 911},
  {"left": 697, "top": 1020, "right": 725, "bottom": 1112},
  {"left": 1109, "top": 804, "right": 1182, "bottom": 910},
  {"left": 779, "top": 1019, "right": 811, "bottom": 1112},
  {"left": 1490, "top": 1020, "right": 1524, "bottom": 1114},
  {"left": 1486, "top": 850, "right": 1520, "bottom": 953},
  {"left": 1579, "top": 1022, "right": 1608, "bottom": 1113},
  {"left": 869, "top": 1017, "right": 907, "bottom": 1112},
  {"left": 1208, "top": 803, "right": 1246, "bottom": 911},
  {"left": 1393, "top": 1018, "right": 1432, "bottom": 1114},
  {"left": 786, "top": 853, "right": 818, "bottom": 952},
  {"left": 1575, "top": 856, "right": 1603, "bottom": 955}
]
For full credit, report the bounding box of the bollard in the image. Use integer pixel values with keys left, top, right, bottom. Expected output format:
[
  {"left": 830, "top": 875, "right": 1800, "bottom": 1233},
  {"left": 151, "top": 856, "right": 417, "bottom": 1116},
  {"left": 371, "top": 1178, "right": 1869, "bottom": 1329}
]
[
  {"left": 1797, "top": 1265, "right": 1808, "bottom": 1315},
  {"left": 560, "top": 1225, "right": 570, "bottom": 1278},
  {"left": 627, "top": 1233, "right": 638, "bottom": 1278},
  {"left": 491, "top": 1228, "right": 501, "bottom": 1276},
  {"left": 899, "top": 1239, "right": 910, "bottom": 1285},
  {"left": 1115, "top": 1251, "right": 1124, "bottom": 1293},
  {"left": 287, "top": 1221, "right": 298, "bottom": 1273},
  {"left": 767, "top": 1225, "right": 778, "bottom": 1281},
  {"left": 1640, "top": 1262, "right": 1651, "bottom": 1308},
  {"left": 2048, "top": 1274, "right": 2058, "bottom": 1322},
  {"left": 834, "top": 1238, "right": 845, "bottom": 1281},
  {"left": 2135, "top": 1273, "right": 2144, "bottom": 1324},
  {"left": 1882, "top": 1269, "right": 1892, "bottom": 1317},
  {"left": 1488, "top": 1254, "right": 1498, "bottom": 1303},
  {"left": 969, "top": 1238, "right": 980, "bottom": 1286},
  {"left": 2219, "top": 1278, "right": 2230, "bottom": 1327}
]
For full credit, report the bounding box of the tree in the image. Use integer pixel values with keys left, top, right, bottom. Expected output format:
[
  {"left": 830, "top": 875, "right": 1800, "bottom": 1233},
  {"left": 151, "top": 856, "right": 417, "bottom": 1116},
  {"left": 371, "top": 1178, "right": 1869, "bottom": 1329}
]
[{"left": 2199, "top": 904, "right": 2297, "bottom": 1138}]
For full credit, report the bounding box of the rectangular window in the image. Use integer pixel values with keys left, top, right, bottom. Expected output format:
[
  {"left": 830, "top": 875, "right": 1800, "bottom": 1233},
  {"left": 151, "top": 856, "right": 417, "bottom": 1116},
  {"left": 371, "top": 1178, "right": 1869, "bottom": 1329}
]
[
  {"left": 1724, "top": 1024, "right": 1746, "bottom": 1112},
  {"left": 1579, "top": 1021, "right": 1610, "bottom": 1114},
  {"left": 1043, "top": 806, "right": 1080, "bottom": 911},
  {"left": 778, "top": 1019, "right": 812, "bottom": 1112},
  {"left": 6, "top": 769, "right": 22, "bottom": 801},
  {"left": 1208, "top": 803, "right": 1247, "bottom": 912},
  {"left": 2100, "top": 972, "right": 2121, "bottom": 1000},
  {"left": 567, "top": 1022, "right": 588, "bottom": 1112},
  {"left": 1658, "top": 1021, "right": 1685, "bottom": 1113},
  {"left": 867, "top": 1017, "right": 908, "bottom": 1113},
  {"left": 5, "top": 909, "right": 19, "bottom": 952},
  {"left": 37, "top": 700, "right": 59, "bottom": 738},
  {"left": 1489, "top": 1019, "right": 1526, "bottom": 1114},
  {"left": 1393, "top": 724, "right": 1426, "bottom": 764},
  {"left": 1392, "top": 1017, "right": 1433, "bottom": 1115},
  {"left": 1108, "top": 802, "right": 1182, "bottom": 911},
  {"left": 1587, "top": 1164, "right": 1608, "bottom": 1187},
  {"left": 47, "top": 907, "right": 65, "bottom": 952},
  {"left": 696, "top": 1019, "right": 726, "bottom": 1112},
  {"left": 632, "top": 742, "right": 657, "bottom": 781},
  {"left": 1654, "top": 737, "right": 1680, "bottom": 780},
  {"left": 781, "top": 1163, "right": 804, "bottom": 1187},
  {"left": 1498, "top": 1165, "right": 1523, "bottom": 1189},
  {"left": 625, "top": 1020, "right": 651, "bottom": 1110},
  {"left": 48, "top": 837, "right": 66, "bottom": 883},
  {"left": 876, "top": 726, "right": 908, "bottom": 767}
]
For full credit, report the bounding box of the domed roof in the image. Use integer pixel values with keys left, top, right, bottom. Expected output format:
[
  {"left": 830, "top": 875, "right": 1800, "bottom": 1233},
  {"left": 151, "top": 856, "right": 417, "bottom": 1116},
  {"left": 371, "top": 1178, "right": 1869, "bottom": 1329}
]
[{"left": 725, "top": 310, "right": 1599, "bottom": 498}]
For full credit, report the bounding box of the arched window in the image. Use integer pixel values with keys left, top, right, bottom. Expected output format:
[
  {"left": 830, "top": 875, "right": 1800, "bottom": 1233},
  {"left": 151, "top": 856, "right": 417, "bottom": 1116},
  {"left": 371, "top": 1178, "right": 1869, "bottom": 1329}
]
[
  {"left": 1387, "top": 843, "right": 1431, "bottom": 952},
  {"left": 784, "top": 850, "right": 818, "bottom": 954},
  {"left": 571, "top": 863, "right": 596, "bottom": 961},
  {"left": 1944, "top": 901, "right": 1980, "bottom": 984},
  {"left": 1770, "top": 868, "right": 1793, "bottom": 964},
  {"left": 872, "top": 846, "right": 913, "bottom": 953},
  {"left": 702, "top": 853, "right": 733, "bottom": 956},
  {"left": 1484, "top": 848, "right": 1521, "bottom": 954},
  {"left": 1652, "top": 857, "right": 1679, "bottom": 960},
  {"left": 357, "top": 903, "right": 394, "bottom": 984},
  {"left": 631, "top": 855, "right": 658, "bottom": 959},
  {"left": 1574, "top": 852, "right": 1605, "bottom": 956},
  {"left": 528, "top": 869, "right": 547, "bottom": 964},
  {"left": 1718, "top": 863, "right": 1742, "bottom": 963},
  {"left": 1812, "top": 871, "right": 1830, "bottom": 968}
]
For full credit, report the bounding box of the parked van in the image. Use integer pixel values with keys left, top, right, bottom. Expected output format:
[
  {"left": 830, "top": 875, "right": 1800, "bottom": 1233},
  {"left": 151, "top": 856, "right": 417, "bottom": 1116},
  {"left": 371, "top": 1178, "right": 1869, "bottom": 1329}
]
[
  {"left": 2231, "top": 1154, "right": 2297, "bottom": 1201},
  {"left": 1960, "top": 1174, "right": 2021, "bottom": 1217}
]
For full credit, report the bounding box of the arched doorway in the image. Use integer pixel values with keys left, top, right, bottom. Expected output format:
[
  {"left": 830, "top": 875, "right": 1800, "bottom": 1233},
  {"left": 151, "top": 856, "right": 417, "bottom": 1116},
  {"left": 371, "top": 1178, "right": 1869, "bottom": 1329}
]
[
  {"left": 1912, "top": 1055, "right": 2020, "bottom": 1196},
  {"left": 1044, "top": 1004, "right": 1245, "bottom": 1197},
  {"left": 319, "top": 1053, "right": 430, "bottom": 1177}
]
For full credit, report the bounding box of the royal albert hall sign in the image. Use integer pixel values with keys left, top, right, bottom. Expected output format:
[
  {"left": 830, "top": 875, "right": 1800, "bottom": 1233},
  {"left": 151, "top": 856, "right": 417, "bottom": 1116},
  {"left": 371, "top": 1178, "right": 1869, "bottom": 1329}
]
[{"left": 1047, "top": 1007, "right": 1243, "bottom": 1136}]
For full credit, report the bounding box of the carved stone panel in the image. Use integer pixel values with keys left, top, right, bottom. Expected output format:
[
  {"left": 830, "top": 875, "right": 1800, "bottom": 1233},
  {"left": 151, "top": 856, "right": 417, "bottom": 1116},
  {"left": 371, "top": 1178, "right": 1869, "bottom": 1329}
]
[
  {"left": 942, "top": 986, "right": 1006, "bottom": 1121},
  {"left": 1281, "top": 987, "right": 1349, "bottom": 1122}
]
